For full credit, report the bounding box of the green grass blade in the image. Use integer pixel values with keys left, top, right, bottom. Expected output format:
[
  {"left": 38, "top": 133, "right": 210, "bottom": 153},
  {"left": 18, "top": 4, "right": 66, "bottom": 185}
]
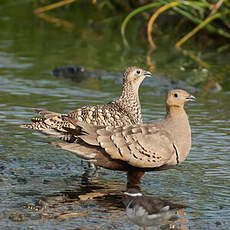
[{"left": 121, "top": 2, "right": 163, "bottom": 47}]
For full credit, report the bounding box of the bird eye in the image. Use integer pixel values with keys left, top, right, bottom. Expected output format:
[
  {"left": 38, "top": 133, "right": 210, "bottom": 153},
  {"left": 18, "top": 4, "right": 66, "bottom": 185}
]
[
  {"left": 174, "top": 93, "right": 178, "bottom": 98},
  {"left": 136, "top": 70, "right": 141, "bottom": 75}
]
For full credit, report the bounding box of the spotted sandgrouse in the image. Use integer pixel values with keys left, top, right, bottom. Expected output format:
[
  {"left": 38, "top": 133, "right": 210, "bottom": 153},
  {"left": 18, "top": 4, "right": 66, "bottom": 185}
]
[
  {"left": 52, "top": 89, "right": 195, "bottom": 188},
  {"left": 21, "top": 67, "right": 152, "bottom": 142}
]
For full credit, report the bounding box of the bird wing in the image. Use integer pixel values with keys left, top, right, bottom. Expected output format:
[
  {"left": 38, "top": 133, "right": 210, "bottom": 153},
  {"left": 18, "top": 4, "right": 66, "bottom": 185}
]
[
  {"left": 22, "top": 102, "right": 135, "bottom": 134},
  {"left": 78, "top": 123, "right": 175, "bottom": 168}
]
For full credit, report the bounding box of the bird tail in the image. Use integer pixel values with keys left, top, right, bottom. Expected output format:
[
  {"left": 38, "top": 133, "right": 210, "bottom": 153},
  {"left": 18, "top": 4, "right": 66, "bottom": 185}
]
[{"left": 20, "top": 108, "right": 76, "bottom": 142}]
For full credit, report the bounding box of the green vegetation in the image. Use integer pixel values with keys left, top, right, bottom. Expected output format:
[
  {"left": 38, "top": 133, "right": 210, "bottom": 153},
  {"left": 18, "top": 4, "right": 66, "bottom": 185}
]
[
  {"left": 120, "top": 0, "right": 230, "bottom": 49},
  {"left": 32, "top": 0, "right": 230, "bottom": 51},
  {"left": 1, "top": 0, "right": 229, "bottom": 91}
]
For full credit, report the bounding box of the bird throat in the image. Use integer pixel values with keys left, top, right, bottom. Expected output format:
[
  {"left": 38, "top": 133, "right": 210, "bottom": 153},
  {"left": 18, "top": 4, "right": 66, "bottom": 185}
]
[
  {"left": 166, "top": 105, "right": 185, "bottom": 117},
  {"left": 119, "top": 82, "right": 142, "bottom": 123}
]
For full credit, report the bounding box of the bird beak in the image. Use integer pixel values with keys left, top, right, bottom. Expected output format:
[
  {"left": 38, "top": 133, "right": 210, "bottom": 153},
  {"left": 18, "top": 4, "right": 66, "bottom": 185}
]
[
  {"left": 186, "top": 94, "right": 196, "bottom": 101},
  {"left": 144, "top": 71, "right": 152, "bottom": 78}
]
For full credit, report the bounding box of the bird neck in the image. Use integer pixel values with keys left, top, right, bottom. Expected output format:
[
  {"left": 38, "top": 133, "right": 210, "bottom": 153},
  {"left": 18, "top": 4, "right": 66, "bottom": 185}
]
[
  {"left": 118, "top": 81, "right": 142, "bottom": 124},
  {"left": 121, "top": 81, "right": 140, "bottom": 100},
  {"left": 166, "top": 105, "right": 186, "bottom": 117}
]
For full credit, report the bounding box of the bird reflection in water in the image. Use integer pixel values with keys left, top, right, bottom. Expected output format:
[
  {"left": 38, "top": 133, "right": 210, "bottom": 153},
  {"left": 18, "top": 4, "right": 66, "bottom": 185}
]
[
  {"left": 22, "top": 172, "right": 188, "bottom": 229},
  {"left": 122, "top": 188, "right": 188, "bottom": 230}
]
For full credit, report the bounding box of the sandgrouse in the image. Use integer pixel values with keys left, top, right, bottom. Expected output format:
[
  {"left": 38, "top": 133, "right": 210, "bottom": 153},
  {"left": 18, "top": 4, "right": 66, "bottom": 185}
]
[
  {"left": 122, "top": 188, "right": 187, "bottom": 230},
  {"left": 21, "top": 67, "right": 152, "bottom": 142},
  {"left": 52, "top": 89, "right": 195, "bottom": 188}
]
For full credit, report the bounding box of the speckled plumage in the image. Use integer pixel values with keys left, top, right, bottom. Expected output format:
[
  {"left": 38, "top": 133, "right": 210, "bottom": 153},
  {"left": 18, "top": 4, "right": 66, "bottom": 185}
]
[{"left": 21, "top": 67, "right": 152, "bottom": 142}]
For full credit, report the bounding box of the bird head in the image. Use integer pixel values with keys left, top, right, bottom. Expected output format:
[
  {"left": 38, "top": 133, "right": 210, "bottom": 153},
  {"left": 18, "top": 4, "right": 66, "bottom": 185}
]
[
  {"left": 166, "top": 89, "right": 196, "bottom": 107},
  {"left": 123, "top": 66, "right": 152, "bottom": 92}
]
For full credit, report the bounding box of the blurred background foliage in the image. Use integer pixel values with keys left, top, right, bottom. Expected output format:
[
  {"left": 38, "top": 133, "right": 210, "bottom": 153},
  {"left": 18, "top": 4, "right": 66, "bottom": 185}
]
[
  {"left": 0, "top": 0, "right": 229, "bottom": 91},
  {"left": 32, "top": 0, "right": 230, "bottom": 50}
]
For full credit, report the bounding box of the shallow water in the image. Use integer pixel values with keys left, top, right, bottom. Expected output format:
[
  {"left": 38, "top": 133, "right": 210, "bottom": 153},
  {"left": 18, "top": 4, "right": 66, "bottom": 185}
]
[{"left": 0, "top": 2, "right": 230, "bottom": 230}]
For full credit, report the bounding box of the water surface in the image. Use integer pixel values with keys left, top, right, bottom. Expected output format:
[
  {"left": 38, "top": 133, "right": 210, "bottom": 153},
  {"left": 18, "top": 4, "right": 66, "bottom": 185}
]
[{"left": 0, "top": 2, "right": 230, "bottom": 230}]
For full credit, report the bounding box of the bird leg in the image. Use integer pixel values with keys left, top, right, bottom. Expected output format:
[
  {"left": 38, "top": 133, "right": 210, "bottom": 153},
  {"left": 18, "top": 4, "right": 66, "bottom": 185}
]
[{"left": 126, "top": 170, "right": 145, "bottom": 190}]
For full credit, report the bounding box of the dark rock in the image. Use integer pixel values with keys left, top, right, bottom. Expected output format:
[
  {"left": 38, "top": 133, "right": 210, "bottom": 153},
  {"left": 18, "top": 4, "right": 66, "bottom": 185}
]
[
  {"left": 52, "top": 65, "right": 91, "bottom": 82},
  {"left": 215, "top": 221, "right": 222, "bottom": 226},
  {"left": 44, "top": 165, "right": 52, "bottom": 170},
  {"left": 17, "top": 177, "right": 27, "bottom": 184},
  {"left": 28, "top": 170, "right": 34, "bottom": 175},
  {"left": 9, "top": 212, "right": 30, "bottom": 222},
  {"left": 43, "top": 179, "right": 52, "bottom": 184},
  {"left": 0, "top": 165, "right": 6, "bottom": 171}
]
